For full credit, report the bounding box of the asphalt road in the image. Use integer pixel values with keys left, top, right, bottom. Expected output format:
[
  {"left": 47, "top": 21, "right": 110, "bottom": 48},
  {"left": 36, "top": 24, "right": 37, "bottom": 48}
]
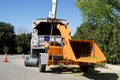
[{"left": 0, "top": 55, "right": 120, "bottom": 80}]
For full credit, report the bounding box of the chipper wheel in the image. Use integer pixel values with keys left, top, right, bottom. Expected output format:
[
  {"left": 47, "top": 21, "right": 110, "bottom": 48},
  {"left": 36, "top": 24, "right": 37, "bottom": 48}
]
[
  {"left": 39, "top": 56, "right": 46, "bottom": 72},
  {"left": 79, "top": 65, "right": 89, "bottom": 73},
  {"left": 39, "top": 64, "right": 46, "bottom": 72}
]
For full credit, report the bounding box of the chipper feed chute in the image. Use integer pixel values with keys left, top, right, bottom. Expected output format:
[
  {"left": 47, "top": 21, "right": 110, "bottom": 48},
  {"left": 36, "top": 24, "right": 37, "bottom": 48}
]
[{"left": 57, "top": 24, "right": 106, "bottom": 64}]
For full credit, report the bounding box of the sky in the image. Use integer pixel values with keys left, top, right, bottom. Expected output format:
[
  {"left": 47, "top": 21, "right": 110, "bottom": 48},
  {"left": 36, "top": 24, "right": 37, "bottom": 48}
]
[{"left": 0, "top": 0, "right": 83, "bottom": 35}]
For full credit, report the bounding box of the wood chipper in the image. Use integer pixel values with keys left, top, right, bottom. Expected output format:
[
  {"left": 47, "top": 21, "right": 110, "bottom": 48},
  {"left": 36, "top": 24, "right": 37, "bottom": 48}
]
[{"left": 24, "top": 0, "right": 106, "bottom": 72}]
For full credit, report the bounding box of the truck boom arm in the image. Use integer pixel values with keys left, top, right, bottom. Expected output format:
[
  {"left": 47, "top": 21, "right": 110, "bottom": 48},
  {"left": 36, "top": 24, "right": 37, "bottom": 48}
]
[{"left": 49, "top": 0, "right": 58, "bottom": 18}]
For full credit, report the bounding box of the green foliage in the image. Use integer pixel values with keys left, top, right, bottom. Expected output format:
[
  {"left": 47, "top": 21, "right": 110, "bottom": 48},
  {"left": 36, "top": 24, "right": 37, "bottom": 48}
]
[
  {"left": 0, "top": 22, "right": 30, "bottom": 54},
  {"left": 3, "top": 45, "right": 9, "bottom": 54},
  {"left": 75, "top": 0, "right": 120, "bottom": 64},
  {"left": 76, "top": 0, "right": 112, "bottom": 21},
  {"left": 0, "top": 22, "right": 15, "bottom": 53},
  {"left": 15, "top": 33, "right": 31, "bottom": 54},
  {"left": 76, "top": 0, "right": 120, "bottom": 26},
  {"left": 17, "top": 46, "right": 23, "bottom": 54}
]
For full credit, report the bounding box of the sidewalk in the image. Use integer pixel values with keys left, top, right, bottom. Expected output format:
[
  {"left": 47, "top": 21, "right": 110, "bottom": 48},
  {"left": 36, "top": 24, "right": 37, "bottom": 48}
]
[{"left": 105, "top": 63, "right": 120, "bottom": 73}]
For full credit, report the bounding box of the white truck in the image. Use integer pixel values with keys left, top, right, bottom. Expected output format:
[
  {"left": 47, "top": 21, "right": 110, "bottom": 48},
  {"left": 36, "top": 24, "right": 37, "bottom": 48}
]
[{"left": 24, "top": 0, "right": 69, "bottom": 72}]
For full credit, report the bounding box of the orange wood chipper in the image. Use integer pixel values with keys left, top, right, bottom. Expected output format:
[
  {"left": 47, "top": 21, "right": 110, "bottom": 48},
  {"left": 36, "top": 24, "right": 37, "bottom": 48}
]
[{"left": 24, "top": 0, "right": 106, "bottom": 72}]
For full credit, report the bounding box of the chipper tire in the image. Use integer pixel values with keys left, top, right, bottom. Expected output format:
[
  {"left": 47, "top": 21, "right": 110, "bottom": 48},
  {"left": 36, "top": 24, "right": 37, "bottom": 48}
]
[{"left": 39, "top": 64, "right": 46, "bottom": 72}]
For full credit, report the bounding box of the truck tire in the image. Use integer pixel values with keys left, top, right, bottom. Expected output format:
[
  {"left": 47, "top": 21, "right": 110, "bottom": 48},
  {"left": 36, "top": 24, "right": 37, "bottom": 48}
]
[
  {"left": 24, "top": 56, "right": 29, "bottom": 67},
  {"left": 80, "top": 65, "right": 89, "bottom": 72},
  {"left": 24, "top": 56, "right": 39, "bottom": 67}
]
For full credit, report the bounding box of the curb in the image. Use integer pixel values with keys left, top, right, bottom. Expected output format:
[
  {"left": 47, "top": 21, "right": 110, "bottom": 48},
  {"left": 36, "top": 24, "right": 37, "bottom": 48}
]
[{"left": 105, "top": 63, "right": 120, "bottom": 72}]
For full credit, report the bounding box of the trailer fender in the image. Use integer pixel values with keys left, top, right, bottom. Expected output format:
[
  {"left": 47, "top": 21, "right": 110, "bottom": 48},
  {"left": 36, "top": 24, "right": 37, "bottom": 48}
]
[{"left": 40, "top": 53, "right": 48, "bottom": 64}]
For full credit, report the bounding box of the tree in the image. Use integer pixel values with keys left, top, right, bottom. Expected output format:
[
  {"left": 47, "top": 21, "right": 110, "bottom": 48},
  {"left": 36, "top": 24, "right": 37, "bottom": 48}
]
[
  {"left": 3, "top": 45, "right": 9, "bottom": 54},
  {"left": 17, "top": 46, "right": 23, "bottom": 54},
  {"left": 0, "top": 22, "right": 31, "bottom": 54},
  {"left": 76, "top": 0, "right": 120, "bottom": 26},
  {"left": 73, "top": 22, "right": 94, "bottom": 40},
  {"left": 0, "top": 22, "right": 15, "bottom": 54},
  {"left": 74, "top": 0, "right": 120, "bottom": 64},
  {"left": 15, "top": 33, "right": 31, "bottom": 54}
]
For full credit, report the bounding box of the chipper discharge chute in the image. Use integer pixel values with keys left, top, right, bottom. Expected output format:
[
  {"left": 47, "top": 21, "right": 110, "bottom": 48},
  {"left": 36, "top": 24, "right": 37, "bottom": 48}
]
[{"left": 57, "top": 24, "right": 106, "bottom": 64}]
